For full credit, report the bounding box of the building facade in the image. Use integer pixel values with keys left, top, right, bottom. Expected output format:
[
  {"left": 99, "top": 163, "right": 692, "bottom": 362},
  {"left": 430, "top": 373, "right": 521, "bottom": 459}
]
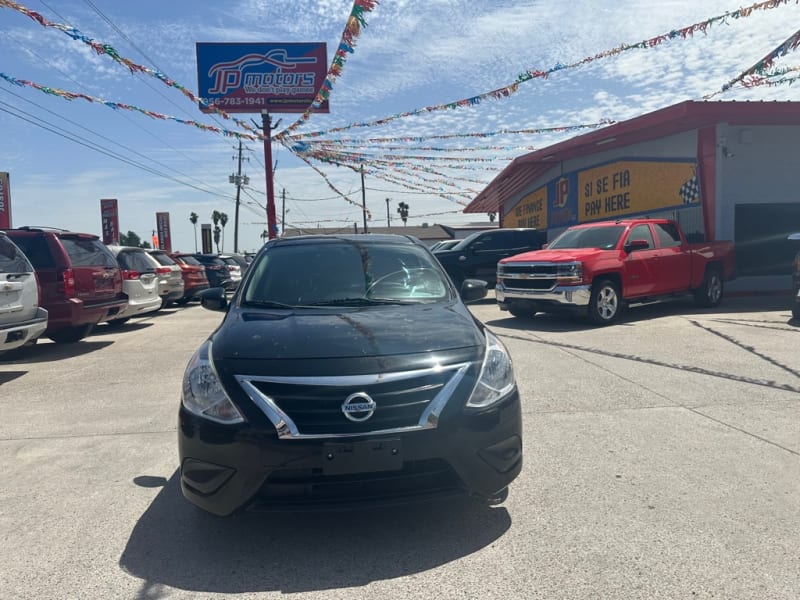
[{"left": 465, "top": 101, "right": 800, "bottom": 292}]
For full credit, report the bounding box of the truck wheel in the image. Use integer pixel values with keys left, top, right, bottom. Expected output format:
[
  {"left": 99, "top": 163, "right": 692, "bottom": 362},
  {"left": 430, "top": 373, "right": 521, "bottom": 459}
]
[
  {"left": 508, "top": 304, "right": 535, "bottom": 319},
  {"left": 694, "top": 267, "right": 723, "bottom": 308},
  {"left": 792, "top": 302, "right": 800, "bottom": 320},
  {"left": 588, "top": 279, "right": 621, "bottom": 325},
  {"left": 48, "top": 324, "right": 93, "bottom": 343}
]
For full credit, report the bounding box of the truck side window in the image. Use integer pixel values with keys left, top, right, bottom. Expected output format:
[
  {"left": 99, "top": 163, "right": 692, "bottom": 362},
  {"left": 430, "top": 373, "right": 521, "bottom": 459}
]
[
  {"left": 654, "top": 223, "right": 682, "bottom": 248},
  {"left": 628, "top": 224, "right": 655, "bottom": 249}
]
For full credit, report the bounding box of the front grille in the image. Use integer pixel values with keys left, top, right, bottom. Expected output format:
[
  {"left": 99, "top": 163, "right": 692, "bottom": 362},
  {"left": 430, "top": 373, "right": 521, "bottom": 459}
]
[
  {"left": 502, "top": 278, "right": 556, "bottom": 291},
  {"left": 499, "top": 262, "right": 562, "bottom": 291},
  {"left": 236, "top": 363, "right": 471, "bottom": 439},
  {"left": 250, "top": 459, "right": 464, "bottom": 510}
]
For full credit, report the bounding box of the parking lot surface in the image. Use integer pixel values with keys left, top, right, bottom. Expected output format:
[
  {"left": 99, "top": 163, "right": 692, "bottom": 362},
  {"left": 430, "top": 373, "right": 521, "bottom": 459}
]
[{"left": 1, "top": 296, "right": 798, "bottom": 599}]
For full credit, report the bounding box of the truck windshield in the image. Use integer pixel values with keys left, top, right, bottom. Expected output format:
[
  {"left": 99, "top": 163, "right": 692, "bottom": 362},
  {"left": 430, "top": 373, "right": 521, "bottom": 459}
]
[{"left": 548, "top": 225, "right": 626, "bottom": 250}]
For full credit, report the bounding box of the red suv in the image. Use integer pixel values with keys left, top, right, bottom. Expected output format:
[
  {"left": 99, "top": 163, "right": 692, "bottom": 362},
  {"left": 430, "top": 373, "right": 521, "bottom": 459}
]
[
  {"left": 3, "top": 227, "right": 128, "bottom": 343},
  {"left": 169, "top": 253, "right": 210, "bottom": 304}
]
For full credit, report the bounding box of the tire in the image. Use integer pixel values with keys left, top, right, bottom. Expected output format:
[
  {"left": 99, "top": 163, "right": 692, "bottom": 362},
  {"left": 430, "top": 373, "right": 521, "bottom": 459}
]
[
  {"left": 508, "top": 304, "right": 535, "bottom": 318},
  {"left": 48, "top": 324, "right": 93, "bottom": 343},
  {"left": 106, "top": 318, "right": 130, "bottom": 328},
  {"left": 792, "top": 301, "right": 800, "bottom": 320},
  {"left": 174, "top": 297, "right": 191, "bottom": 306},
  {"left": 694, "top": 267, "right": 724, "bottom": 308},
  {"left": 588, "top": 279, "right": 622, "bottom": 325}
]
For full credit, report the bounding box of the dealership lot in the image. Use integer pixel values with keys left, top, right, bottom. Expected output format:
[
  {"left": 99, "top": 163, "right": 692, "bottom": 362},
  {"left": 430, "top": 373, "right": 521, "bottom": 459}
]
[{"left": 1, "top": 297, "right": 798, "bottom": 599}]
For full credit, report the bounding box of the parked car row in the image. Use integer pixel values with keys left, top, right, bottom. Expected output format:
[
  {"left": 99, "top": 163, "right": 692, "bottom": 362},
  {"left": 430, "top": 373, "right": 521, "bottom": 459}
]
[{"left": 0, "top": 225, "right": 250, "bottom": 356}]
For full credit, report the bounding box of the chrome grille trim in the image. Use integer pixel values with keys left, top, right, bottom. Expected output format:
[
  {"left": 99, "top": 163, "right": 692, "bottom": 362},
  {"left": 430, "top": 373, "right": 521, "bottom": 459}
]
[{"left": 234, "top": 362, "right": 471, "bottom": 440}]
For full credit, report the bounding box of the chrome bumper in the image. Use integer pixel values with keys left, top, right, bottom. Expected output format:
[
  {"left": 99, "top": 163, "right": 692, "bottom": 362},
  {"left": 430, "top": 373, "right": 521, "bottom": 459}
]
[{"left": 495, "top": 283, "right": 592, "bottom": 308}]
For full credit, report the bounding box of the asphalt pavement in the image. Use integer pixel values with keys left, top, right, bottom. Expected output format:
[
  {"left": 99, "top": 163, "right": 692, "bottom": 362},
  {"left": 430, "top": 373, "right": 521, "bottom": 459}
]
[{"left": 1, "top": 295, "right": 798, "bottom": 599}]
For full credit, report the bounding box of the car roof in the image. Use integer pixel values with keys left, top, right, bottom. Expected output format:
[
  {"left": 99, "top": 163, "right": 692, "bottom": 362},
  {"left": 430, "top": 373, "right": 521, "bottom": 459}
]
[
  {"left": 269, "top": 233, "right": 420, "bottom": 247},
  {"left": 4, "top": 226, "right": 100, "bottom": 240},
  {"left": 571, "top": 218, "right": 674, "bottom": 229}
]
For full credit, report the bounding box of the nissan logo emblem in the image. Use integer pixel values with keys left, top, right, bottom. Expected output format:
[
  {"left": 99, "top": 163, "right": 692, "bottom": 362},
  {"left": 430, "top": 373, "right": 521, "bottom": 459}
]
[{"left": 341, "top": 392, "right": 377, "bottom": 422}]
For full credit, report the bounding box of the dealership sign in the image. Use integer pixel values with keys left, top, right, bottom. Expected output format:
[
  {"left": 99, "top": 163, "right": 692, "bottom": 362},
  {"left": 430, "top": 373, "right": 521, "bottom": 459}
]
[
  {"left": 196, "top": 42, "right": 329, "bottom": 114},
  {"left": 0, "top": 172, "right": 10, "bottom": 229},
  {"left": 156, "top": 212, "right": 172, "bottom": 253},
  {"left": 505, "top": 158, "right": 699, "bottom": 229},
  {"left": 100, "top": 199, "right": 119, "bottom": 245}
]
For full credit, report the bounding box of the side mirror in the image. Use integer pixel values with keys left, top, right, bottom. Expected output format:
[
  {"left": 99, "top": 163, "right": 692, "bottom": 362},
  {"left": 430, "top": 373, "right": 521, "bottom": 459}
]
[
  {"left": 624, "top": 239, "right": 650, "bottom": 253},
  {"left": 460, "top": 278, "right": 488, "bottom": 303},
  {"left": 198, "top": 287, "right": 228, "bottom": 311}
]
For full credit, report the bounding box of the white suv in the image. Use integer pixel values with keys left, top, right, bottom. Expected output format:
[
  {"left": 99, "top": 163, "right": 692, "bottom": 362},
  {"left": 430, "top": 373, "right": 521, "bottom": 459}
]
[{"left": 0, "top": 232, "right": 48, "bottom": 355}]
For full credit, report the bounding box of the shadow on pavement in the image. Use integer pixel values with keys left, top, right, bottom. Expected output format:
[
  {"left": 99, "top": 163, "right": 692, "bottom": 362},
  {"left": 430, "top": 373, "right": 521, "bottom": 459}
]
[
  {"left": 0, "top": 340, "right": 114, "bottom": 364},
  {"left": 120, "top": 470, "right": 512, "bottom": 596},
  {"left": 484, "top": 295, "right": 798, "bottom": 333}
]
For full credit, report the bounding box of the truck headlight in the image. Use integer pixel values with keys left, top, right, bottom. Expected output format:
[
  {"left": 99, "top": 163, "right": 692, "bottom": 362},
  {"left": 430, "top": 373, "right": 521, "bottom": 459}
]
[
  {"left": 466, "top": 330, "right": 516, "bottom": 409},
  {"left": 556, "top": 261, "right": 583, "bottom": 284},
  {"left": 182, "top": 341, "right": 245, "bottom": 424}
]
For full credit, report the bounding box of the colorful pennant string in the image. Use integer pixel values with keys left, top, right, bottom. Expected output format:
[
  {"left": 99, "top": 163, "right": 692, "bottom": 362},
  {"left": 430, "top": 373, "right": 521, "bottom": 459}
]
[
  {"left": 0, "top": 0, "right": 262, "bottom": 134},
  {"left": 274, "top": 0, "right": 377, "bottom": 140},
  {"left": 278, "top": 0, "right": 794, "bottom": 137},
  {"left": 704, "top": 27, "right": 800, "bottom": 98},
  {"left": 0, "top": 71, "right": 265, "bottom": 140}
]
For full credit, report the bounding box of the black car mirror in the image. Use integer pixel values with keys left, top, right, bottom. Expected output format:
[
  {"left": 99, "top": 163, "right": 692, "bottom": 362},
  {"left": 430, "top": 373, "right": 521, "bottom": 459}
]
[
  {"left": 624, "top": 239, "right": 650, "bottom": 253},
  {"left": 460, "top": 278, "right": 488, "bottom": 303},
  {"left": 199, "top": 287, "right": 228, "bottom": 311}
]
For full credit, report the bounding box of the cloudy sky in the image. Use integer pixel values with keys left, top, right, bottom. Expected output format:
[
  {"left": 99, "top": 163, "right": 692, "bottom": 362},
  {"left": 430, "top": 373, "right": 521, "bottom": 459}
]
[{"left": 1, "top": 0, "right": 799, "bottom": 252}]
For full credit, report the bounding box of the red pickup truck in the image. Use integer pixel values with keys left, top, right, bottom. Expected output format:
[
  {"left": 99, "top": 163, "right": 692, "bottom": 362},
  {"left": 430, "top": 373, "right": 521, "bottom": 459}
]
[{"left": 496, "top": 218, "right": 735, "bottom": 325}]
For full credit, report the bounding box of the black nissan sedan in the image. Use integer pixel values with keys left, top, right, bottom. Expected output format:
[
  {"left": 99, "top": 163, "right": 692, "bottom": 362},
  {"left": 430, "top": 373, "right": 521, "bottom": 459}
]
[{"left": 178, "top": 234, "right": 522, "bottom": 516}]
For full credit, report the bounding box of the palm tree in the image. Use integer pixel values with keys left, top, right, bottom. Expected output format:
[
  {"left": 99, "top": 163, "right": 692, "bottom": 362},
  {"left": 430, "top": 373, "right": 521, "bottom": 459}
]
[
  {"left": 189, "top": 212, "right": 199, "bottom": 252},
  {"left": 219, "top": 212, "right": 228, "bottom": 253},
  {"left": 211, "top": 211, "right": 221, "bottom": 253},
  {"left": 397, "top": 201, "right": 409, "bottom": 226}
]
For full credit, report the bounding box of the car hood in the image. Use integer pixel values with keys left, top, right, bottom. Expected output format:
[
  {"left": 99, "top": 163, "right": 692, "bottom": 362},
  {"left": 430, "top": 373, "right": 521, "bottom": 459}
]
[
  {"left": 211, "top": 301, "right": 485, "bottom": 362},
  {"left": 501, "top": 247, "right": 613, "bottom": 263}
]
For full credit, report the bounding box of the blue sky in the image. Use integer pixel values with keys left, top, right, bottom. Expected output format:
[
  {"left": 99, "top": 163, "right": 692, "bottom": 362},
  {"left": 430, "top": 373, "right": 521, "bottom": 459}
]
[{"left": 1, "top": 0, "right": 799, "bottom": 253}]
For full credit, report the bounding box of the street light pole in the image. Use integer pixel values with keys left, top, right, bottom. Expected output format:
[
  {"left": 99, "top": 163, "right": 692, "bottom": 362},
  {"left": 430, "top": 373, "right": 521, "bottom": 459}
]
[{"left": 386, "top": 198, "right": 390, "bottom": 228}]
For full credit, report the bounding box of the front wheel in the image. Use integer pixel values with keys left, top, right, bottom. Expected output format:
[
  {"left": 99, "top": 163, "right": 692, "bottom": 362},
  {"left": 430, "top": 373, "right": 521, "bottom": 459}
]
[
  {"left": 694, "top": 267, "right": 723, "bottom": 308},
  {"left": 792, "top": 299, "right": 800, "bottom": 320},
  {"left": 588, "top": 279, "right": 622, "bottom": 325},
  {"left": 508, "top": 304, "right": 536, "bottom": 319}
]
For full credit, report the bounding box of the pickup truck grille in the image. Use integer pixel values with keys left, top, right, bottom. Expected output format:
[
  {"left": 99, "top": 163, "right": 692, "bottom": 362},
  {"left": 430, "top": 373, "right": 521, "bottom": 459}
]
[
  {"left": 236, "top": 362, "right": 471, "bottom": 439},
  {"left": 498, "top": 262, "right": 560, "bottom": 291}
]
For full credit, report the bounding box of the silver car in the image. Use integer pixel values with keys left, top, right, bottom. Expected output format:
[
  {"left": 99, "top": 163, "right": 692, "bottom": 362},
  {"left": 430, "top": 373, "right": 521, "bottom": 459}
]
[
  {"left": 105, "top": 246, "right": 162, "bottom": 326},
  {"left": 0, "top": 232, "right": 48, "bottom": 355},
  {"left": 147, "top": 249, "right": 185, "bottom": 307}
]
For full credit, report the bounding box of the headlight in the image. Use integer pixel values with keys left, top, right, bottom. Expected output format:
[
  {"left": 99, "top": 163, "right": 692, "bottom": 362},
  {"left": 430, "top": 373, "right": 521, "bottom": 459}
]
[
  {"left": 556, "top": 261, "right": 583, "bottom": 284},
  {"left": 466, "top": 330, "right": 516, "bottom": 409},
  {"left": 182, "top": 341, "right": 245, "bottom": 424}
]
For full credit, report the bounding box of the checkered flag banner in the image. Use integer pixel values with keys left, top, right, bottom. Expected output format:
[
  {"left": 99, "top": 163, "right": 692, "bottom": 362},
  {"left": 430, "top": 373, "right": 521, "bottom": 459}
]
[{"left": 680, "top": 173, "right": 700, "bottom": 204}]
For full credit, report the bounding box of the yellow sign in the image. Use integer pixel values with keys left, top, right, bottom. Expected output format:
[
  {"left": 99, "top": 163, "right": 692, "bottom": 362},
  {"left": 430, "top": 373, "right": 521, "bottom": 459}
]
[
  {"left": 577, "top": 160, "right": 698, "bottom": 223},
  {"left": 507, "top": 186, "right": 547, "bottom": 229}
]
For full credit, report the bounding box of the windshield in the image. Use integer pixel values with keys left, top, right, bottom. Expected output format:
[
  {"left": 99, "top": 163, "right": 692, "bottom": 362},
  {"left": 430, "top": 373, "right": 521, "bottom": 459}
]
[
  {"left": 242, "top": 240, "right": 451, "bottom": 307},
  {"left": 548, "top": 225, "right": 626, "bottom": 250}
]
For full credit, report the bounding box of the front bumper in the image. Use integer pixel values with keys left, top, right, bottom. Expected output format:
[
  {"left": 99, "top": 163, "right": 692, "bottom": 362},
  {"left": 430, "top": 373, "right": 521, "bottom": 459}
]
[
  {"left": 496, "top": 282, "right": 592, "bottom": 308},
  {"left": 178, "top": 390, "right": 522, "bottom": 516}
]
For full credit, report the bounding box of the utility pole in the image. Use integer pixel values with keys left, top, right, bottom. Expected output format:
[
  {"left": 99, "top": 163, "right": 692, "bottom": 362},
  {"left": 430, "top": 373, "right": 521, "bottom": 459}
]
[
  {"left": 281, "top": 188, "right": 287, "bottom": 236},
  {"left": 360, "top": 164, "right": 368, "bottom": 234},
  {"left": 229, "top": 139, "right": 249, "bottom": 253},
  {"left": 385, "top": 198, "right": 390, "bottom": 228},
  {"left": 261, "top": 111, "right": 278, "bottom": 240}
]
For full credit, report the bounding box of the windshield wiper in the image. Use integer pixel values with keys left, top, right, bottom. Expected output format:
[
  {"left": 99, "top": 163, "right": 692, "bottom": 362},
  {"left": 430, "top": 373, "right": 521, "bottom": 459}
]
[
  {"left": 242, "top": 300, "right": 295, "bottom": 309},
  {"left": 301, "top": 297, "right": 414, "bottom": 307}
]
